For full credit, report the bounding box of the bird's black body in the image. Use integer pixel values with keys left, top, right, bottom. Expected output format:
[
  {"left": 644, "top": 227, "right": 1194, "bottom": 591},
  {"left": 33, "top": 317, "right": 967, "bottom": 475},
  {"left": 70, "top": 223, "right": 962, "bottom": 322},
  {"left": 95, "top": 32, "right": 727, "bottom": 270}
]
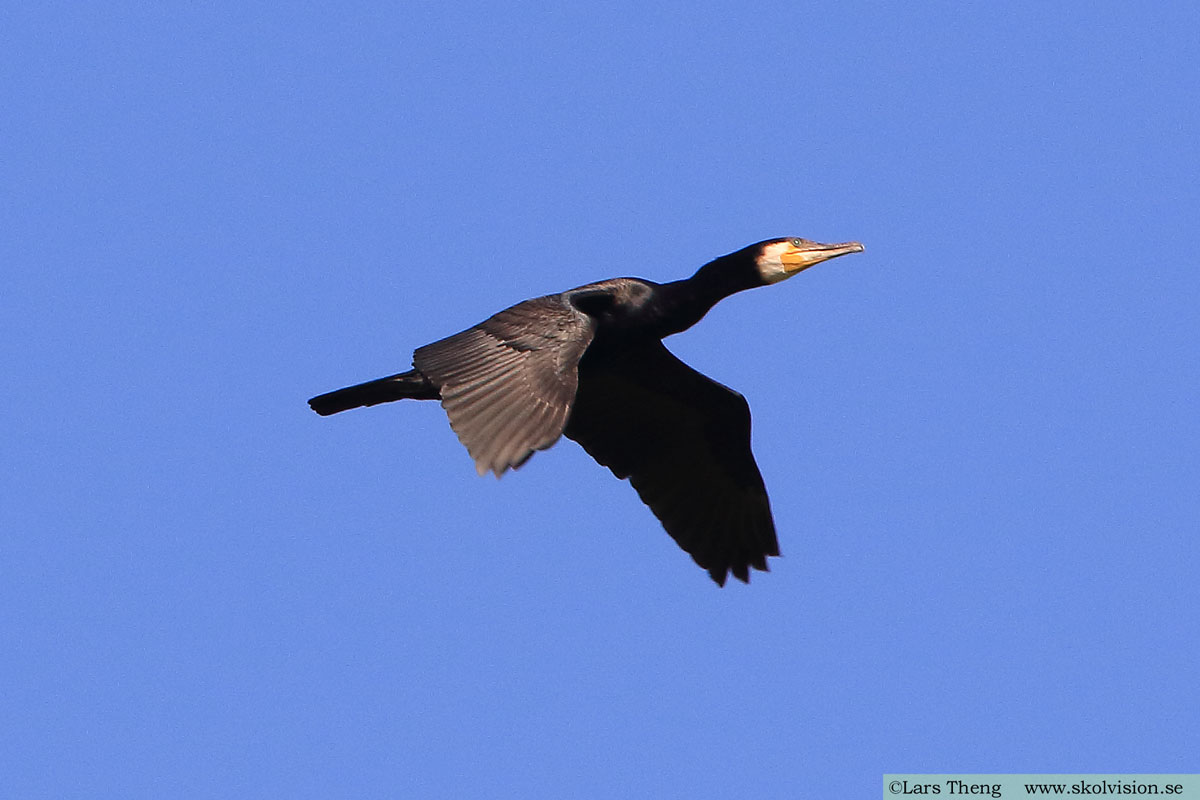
[{"left": 309, "top": 237, "right": 864, "bottom": 585}]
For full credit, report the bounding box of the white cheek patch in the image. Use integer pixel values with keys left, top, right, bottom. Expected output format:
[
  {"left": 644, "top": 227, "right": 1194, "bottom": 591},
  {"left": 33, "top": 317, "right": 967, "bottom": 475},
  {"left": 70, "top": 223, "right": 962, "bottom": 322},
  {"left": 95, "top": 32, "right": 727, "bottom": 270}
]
[
  {"left": 757, "top": 242, "right": 795, "bottom": 284},
  {"left": 760, "top": 258, "right": 790, "bottom": 284}
]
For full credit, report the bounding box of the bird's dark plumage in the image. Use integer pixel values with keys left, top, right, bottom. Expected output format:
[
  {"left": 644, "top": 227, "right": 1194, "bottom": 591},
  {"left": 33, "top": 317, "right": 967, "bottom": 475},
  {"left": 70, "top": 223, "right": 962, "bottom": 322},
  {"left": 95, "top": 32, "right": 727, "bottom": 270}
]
[
  {"left": 564, "top": 341, "right": 775, "bottom": 585},
  {"left": 308, "top": 237, "right": 864, "bottom": 585}
]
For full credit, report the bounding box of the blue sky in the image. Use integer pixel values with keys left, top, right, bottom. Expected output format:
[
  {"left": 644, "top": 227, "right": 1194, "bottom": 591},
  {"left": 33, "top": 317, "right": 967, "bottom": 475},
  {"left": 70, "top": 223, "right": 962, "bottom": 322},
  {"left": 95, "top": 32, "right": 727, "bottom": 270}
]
[{"left": 3, "top": 2, "right": 1198, "bottom": 797}]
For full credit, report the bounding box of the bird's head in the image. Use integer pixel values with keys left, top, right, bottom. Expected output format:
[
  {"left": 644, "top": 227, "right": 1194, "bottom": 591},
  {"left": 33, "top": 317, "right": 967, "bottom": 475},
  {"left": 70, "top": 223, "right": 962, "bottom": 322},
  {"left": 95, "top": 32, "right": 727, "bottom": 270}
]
[{"left": 754, "top": 237, "right": 865, "bottom": 284}]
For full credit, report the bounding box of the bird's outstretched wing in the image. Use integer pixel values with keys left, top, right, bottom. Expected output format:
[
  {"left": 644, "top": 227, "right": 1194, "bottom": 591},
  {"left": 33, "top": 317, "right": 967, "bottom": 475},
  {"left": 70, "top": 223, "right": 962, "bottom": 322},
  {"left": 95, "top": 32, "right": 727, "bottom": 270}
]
[
  {"left": 564, "top": 342, "right": 780, "bottom": 585},
  {"left": 414, "top": 295, "right": 596, "bottom": 477}
]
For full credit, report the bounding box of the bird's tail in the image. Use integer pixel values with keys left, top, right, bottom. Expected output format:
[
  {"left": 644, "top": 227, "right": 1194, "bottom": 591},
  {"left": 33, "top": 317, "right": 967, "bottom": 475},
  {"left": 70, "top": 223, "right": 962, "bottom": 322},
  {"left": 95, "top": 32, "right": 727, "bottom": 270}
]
[{"left": 308, "top": 370, "right": 440, "bottom": 416}]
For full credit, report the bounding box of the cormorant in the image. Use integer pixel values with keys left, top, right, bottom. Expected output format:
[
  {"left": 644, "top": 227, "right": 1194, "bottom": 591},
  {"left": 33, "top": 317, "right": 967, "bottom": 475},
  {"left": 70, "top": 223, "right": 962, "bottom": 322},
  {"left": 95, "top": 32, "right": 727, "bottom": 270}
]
[{"left": 309, "top": 237, "right": 864, "bottom": 585}]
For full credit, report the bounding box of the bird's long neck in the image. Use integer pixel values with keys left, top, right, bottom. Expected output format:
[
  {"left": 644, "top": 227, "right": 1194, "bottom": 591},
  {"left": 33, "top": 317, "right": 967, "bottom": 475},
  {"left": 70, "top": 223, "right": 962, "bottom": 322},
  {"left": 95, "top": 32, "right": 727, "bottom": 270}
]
[{"left": 653, "top": 254, "right": 760, "bottom": 336}]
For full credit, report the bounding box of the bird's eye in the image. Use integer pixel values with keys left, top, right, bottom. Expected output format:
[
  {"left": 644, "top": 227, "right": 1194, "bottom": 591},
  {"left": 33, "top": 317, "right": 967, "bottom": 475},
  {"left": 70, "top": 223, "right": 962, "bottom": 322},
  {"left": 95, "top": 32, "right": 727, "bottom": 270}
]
[{"left": 790, "top": 238, "right": 806, "bottom": 248}]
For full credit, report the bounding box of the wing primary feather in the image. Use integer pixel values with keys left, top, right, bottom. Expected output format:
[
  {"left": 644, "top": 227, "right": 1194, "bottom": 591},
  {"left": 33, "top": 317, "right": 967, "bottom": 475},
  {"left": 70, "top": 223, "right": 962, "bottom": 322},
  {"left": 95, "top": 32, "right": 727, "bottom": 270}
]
[
  {"left": 565, "top": 339, "right": 782, "bottom": 585},
  {"left": 415, "top": 296, "right": 595, "bottom": 478}
]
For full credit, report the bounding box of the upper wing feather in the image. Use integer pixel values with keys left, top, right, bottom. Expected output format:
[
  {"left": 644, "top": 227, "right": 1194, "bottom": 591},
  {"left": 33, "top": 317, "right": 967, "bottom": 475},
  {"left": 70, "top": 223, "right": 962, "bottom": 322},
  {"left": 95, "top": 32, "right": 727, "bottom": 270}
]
[{"left": 414, "top": 295, "right": 596, "bottom": 476}]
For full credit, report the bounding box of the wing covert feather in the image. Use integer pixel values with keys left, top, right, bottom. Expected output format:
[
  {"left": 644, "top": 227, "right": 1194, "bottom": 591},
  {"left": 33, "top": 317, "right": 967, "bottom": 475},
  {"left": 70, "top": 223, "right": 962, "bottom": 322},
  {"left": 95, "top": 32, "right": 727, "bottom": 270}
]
[{"left": 414, "top": 295, "right": 595, "bottom": 476}]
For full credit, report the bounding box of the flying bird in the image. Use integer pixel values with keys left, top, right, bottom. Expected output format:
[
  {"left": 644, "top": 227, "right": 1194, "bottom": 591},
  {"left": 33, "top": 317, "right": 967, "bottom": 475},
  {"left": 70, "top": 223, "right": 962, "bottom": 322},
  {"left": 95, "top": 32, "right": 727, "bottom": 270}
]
[{"left": 309, "top": 237, "right": 864, "bottom": 585}]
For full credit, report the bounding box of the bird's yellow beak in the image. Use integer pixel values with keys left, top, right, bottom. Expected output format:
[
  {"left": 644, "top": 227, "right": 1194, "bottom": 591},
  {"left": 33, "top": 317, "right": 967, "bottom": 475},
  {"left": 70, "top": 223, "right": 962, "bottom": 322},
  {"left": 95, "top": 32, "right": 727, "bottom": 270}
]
[{"left": 780, "top": 240, "right": 865, "bottom": 276}]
